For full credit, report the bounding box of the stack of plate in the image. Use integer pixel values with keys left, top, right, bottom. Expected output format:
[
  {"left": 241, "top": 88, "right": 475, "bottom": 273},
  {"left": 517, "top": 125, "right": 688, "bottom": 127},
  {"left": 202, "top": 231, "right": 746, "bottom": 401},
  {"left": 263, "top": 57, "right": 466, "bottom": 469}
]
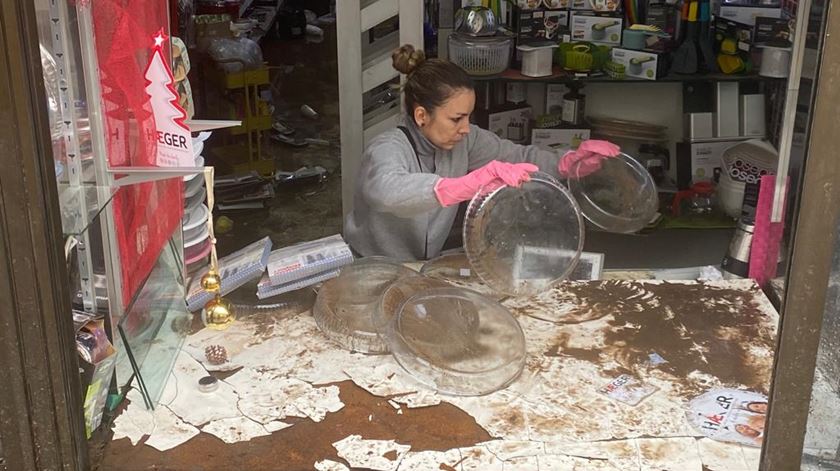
[
  {"left": 587, "top": 116, "right": 669, "bottom": 143},
  {"left": 184, "top": 134, "right": 210, "bottom": 272}
]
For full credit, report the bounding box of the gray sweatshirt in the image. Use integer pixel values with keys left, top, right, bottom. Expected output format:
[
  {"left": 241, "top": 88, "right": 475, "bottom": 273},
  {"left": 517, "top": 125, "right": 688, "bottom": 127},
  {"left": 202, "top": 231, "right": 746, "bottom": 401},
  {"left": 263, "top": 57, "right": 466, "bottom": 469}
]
[{"left": 344, "top": 118, "right": 560, "bottom": 261}]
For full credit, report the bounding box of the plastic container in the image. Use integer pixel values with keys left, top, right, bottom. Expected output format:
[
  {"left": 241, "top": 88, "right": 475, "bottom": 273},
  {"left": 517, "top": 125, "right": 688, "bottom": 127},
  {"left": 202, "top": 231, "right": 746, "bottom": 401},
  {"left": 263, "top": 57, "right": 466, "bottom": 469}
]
[
  {"left": 313, "top": 258, "right": 416, "bottom": 354},
  {"left": 568, "top": 153, "right": 658, "bottom": 234},
  {"left": 517, "top": 43, "right": 558, "bottom": 77},
  {"left": 718, "top": 172, "right": 746, "bottom": 218},
  {"left": 463, "top": 172, "right": 584, "bottom": 297},
  {"left": 385, "top": 287, "right": 526, "bottom": 396},
  {"left": 448, "top": 33, "right": 512, "bottom": 76},
  {"left": 183, "top": 204, "right": 210, "bottom": 241}
]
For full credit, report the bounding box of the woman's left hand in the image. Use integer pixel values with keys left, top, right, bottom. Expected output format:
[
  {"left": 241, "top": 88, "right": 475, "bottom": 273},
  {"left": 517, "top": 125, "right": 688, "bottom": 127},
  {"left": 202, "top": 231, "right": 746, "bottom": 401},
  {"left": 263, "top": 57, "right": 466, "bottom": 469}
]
[{"left": 558, "top": 139, "right": 620, "bottom": 178}]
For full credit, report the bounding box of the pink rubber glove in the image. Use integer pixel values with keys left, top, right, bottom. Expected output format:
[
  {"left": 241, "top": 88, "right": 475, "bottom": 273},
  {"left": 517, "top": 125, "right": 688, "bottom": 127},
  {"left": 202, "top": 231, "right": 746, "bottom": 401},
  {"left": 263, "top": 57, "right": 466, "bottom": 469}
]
[
  {"left": 434, "top": 160, "right": 539, "bottom": 207},
  {"left": 558, "top": 139, "right": 621, "bottom": 178}
]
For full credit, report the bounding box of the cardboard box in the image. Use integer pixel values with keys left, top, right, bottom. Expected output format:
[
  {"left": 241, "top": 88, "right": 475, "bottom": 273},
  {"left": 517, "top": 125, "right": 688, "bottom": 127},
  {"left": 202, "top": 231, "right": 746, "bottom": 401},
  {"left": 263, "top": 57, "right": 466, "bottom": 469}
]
[
  {"left": 545, "top": 83, "right": 569, "bottom": 115},
  {"left": 570, "top": 12, "right": 623, "bottom": 45},
  {"left": 610, "top": 48, "right": 668, "bottom": 80},
  {"left": 714, "top": 5, "right": 782, "bottom": 26},
  {"left": 754, "top": 17, "right": 792, "bottom": 45},
  {"left": 570, "top": 0, "right": 593, "bottom": 10},
  {"left": 77, "top": 320, "right": 116, "bottom": 438},
  {"left": 676, "top": 139, "right": 747, "bottom": 188},
  {"left": 531, "top": 128, "right": 591, "bottom": 152},
  {"left": 487, "top": 106, "right": 534, "bottom": 144},
  {"left": 714, "top": 18, "right": 753, "bottom": 53},
  {"left": 513, "top": 8, "right": 570, "bottom": 44}
]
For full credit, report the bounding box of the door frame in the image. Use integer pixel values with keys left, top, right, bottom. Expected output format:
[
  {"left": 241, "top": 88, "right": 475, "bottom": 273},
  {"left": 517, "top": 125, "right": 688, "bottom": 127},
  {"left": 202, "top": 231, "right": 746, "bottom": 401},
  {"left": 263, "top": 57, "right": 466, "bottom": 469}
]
[{"left": 0, "top": 0, "right": 88, "bottom": 469}]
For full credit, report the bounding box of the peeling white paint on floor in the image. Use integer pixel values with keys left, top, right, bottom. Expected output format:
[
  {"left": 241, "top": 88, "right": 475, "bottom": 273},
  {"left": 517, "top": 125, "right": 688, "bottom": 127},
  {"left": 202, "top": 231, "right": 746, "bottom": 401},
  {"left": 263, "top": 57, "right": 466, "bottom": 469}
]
[
  {"left": 395, "top": 449, "right": 462, "bottom": 470},
  {"left": 332, "top": 434, "right": 411, "bottom": 471},
  {"left": 313, "top": 459, "right": 350, "bottom": 471},
  {"left": 112, "top": 281, "right": 777, "bottom": 469},
  {"left": 201, "top": 416, "right": 272, "bottom": 444}
]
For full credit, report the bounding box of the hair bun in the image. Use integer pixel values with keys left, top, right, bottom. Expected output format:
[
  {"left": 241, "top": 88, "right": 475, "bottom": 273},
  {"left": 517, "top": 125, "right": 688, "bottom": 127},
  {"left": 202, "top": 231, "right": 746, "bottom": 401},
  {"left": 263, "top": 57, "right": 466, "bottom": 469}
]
[{"left": 392, "top": 44, "right": 427, "bottom": 75}]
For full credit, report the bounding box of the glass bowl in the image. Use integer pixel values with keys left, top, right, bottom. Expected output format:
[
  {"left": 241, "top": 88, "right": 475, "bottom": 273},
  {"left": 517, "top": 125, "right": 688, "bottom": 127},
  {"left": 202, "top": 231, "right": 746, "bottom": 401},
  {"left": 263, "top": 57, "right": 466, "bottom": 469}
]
[
  {"left": 373, "top": 274, "right": 454, "bottom": 336},
  {"left": 463, "top": 171, "right": 584, "bottom": 298},
  {"left": 420, "top": 253, "right": 505, "bottom": 300},
  {"left": 313, "top": 258, "right": 416, "bottom": 354},
  {"left": 568, "top": 152, "right": 658, "bottom": 234},
  {"left": 385, "top": 287, "right": 526, "bottom": 396}
]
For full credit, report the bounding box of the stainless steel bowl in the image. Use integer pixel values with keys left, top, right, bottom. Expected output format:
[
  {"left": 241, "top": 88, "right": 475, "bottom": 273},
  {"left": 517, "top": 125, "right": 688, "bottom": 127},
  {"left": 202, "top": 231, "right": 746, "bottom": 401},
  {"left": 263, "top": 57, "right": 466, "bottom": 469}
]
[{"left": 454, "top": 7, "right": 498, "bottom": 37}]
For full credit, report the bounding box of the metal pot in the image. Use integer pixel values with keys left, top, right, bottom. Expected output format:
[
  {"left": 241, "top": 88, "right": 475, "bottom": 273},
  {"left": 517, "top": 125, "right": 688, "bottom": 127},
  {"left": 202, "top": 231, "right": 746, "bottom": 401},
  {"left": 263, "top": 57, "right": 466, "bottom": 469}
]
[
  {"left": 721, "top": 219, "right": 754, "bottom": 279},
  {"left": 454, "top": 7, "right": 498, "bottom": 37}
]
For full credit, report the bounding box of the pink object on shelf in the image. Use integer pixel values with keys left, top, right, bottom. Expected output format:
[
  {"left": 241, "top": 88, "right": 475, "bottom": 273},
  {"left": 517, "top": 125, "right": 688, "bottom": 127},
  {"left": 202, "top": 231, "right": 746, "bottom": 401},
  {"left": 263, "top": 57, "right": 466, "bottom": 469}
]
[
  {"left": 185, "top": 238, "right": 212, "bottom": 265},
  {"left": 749, "top": 175, "right": 789, "bottom": 287}
]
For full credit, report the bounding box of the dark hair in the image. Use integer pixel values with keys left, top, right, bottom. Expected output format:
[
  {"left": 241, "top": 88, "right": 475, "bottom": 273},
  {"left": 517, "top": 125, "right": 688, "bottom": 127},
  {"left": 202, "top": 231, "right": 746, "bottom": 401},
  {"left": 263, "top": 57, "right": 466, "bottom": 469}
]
[{"left": 392, "top": 44, "right": 474, "bottom": 118}]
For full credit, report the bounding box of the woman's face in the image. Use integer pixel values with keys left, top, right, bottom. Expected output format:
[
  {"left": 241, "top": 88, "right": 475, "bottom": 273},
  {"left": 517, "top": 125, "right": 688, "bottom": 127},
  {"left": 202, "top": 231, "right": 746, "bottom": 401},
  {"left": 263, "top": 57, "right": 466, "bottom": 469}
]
[{"left": 414, "top": 88, "right": 475, "bottom": 150}]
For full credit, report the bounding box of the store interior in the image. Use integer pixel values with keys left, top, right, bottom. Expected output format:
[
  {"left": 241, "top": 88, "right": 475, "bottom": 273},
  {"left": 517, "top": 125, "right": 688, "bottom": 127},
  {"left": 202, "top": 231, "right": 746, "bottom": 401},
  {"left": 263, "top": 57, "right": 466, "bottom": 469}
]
[{"left": 28, "top": 0, "right": 840, "bottom": 469}]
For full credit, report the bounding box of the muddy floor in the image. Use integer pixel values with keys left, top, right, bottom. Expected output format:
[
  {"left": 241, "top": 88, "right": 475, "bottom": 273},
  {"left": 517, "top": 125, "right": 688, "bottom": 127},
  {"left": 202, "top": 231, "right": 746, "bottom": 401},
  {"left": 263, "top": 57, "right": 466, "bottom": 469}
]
[{"left": 94, "top": 380, "right": 491, "bottom": 470}]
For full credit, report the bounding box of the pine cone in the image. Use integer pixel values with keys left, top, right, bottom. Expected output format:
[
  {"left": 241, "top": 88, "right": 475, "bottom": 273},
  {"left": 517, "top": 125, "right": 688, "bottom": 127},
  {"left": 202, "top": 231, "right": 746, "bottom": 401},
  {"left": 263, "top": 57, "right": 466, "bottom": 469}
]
[{"left": 204, "top": 344, "right": 228, "bottom": 365}]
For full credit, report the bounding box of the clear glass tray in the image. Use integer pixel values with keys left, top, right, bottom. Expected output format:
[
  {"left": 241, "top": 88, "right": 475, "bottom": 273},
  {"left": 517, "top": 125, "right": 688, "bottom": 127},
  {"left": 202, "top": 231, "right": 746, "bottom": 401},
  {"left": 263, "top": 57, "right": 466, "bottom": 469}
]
[
  {"left": 420, "top": 253, "right": 505, "bottom": 301},
  {"left": 463, "top": 172, "right": 584, "bottom": 297},
  {"left": 568, "top": 152, "right": 658, "bottom": 234},
  {"left": 385, "top": 287, "right": 526, "bottom": 396},
  {"left": 313, "top": 258, "right": 416, "bottom": 354},
  {"left": 373, "top": 274, "right": 453, "bottom": 336}
]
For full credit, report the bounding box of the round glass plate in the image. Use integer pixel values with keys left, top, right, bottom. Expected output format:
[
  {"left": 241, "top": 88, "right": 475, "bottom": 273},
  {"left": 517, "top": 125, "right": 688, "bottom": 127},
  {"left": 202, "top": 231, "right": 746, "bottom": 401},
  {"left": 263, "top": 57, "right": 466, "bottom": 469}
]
[
  {"left": 386, "top": 287, "right": 526, "bottom": 396},
  {"left": 463, "top": 171, "right": 584, "bottom": 297},
  {"left": 568, "top": 152, "right": 658, "bottom": 234},
  {"left": 373, "top": 274, "right": 453, "bottom": 336},
  {"left": 420, "top": 253, "right": 504, "bottom": 301},
  {"left": 313, "top": 258, "right": 416, "bottom": 354}
]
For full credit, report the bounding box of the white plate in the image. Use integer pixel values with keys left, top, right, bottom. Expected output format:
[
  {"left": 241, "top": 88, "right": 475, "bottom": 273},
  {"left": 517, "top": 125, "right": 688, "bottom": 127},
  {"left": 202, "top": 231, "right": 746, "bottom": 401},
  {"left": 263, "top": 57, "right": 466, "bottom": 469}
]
[
  {"left": 183, "top": 204, "right": 209, "bottom": 232},
  {"left": 184, "top": 155, "right": 205, "bottom": 181},
  {"left": 184, "top": 225, "right": 210, "bottom": 248}
]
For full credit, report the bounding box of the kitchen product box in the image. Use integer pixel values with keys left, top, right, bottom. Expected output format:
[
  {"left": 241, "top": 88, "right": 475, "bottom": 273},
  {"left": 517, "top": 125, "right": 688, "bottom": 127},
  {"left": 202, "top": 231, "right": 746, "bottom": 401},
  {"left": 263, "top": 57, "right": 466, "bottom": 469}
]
[
  {"left": 610, "top": 48, "right": 669, "bottom": 80},
  {"left": 513, "top": 8, "right": 570, "bottom": 44},
  {"left": 570, "top": 0, "right": 592, "bottom": 9},
  {"left": 714, "top": 5, "right": 782, "bottom": 26},
  {"left": 545, "top": 83, "right": 568, "bottom": 114},
  {"left": 676, "top": 139, "right": 748, "bottom": 188},
  {"left": 753, "top": 17, "right": 791, "bottom": 45},
  {"left": 531, "top": 128, "right": 591, "bottom": 152},
  {"left": 484, "top": 106, "right": 534, "bottom": 144},
  {"left": 570, "top": 12, "right": 623, "bottom": 45},
  {"left": 78, "top": 320, "right": 117, "bottom": 438},
  {"left": 714, "top": 18, "right": 753, "bottom": 53}
]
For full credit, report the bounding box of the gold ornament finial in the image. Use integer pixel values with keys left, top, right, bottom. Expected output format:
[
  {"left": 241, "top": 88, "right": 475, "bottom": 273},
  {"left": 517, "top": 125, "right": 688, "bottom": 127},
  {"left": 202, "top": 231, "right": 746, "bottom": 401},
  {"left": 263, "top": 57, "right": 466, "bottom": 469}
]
[
  {"left": 202, "top": 295, "right": 235, "bottom": 330},
  {"left": 198, "top": 167, "right": 235, "bottom": 329}
]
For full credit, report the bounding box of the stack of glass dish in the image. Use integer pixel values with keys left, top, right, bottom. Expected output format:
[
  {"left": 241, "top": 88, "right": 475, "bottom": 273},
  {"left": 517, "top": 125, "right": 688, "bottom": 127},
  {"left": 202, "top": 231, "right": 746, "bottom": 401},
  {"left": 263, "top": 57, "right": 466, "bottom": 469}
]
[{"left": 313, "top": 160, "right": 656, "bottom": 396}]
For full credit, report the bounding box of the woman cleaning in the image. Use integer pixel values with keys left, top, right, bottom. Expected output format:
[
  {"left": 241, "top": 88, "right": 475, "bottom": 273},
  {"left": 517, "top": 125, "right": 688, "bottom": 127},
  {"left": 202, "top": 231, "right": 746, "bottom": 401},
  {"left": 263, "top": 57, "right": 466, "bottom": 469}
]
[{"left": 344, "top": 44, "right": 619, "bottom": 260}]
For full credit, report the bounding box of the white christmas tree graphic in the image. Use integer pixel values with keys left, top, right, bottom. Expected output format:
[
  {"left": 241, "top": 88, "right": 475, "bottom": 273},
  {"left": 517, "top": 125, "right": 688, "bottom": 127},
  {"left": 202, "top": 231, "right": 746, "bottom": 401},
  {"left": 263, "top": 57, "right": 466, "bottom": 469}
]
[{"left": 144, "top": 28, "right": 194, "bottom": 167}]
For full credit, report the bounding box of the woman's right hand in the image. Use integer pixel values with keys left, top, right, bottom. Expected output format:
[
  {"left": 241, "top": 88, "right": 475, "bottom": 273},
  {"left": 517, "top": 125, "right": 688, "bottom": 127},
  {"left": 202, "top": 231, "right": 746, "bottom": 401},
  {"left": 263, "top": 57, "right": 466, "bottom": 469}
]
[{"left": 434, "top": 160, "right": 538, "bottom": 207}]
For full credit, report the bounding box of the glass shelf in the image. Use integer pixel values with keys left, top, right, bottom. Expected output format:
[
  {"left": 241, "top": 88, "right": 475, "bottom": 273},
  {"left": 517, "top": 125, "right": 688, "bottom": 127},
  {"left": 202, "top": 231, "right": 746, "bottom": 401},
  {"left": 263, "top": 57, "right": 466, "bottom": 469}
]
[
  {"left": 116, "top": 236, "right": 191, "bottom": 408},
  {"left": 58, "top": 184, "right": 116, "bottom": 236}
]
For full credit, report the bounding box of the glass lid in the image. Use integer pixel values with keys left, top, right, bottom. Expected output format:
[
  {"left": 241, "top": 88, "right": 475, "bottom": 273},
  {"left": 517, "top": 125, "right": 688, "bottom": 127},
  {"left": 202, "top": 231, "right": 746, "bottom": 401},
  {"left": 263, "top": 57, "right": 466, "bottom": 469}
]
[
  {"left": 463, "top": 171, "right": 584, "bottom": 298},
  {"left": 385, "top": 287, "right": 526, "bottom": 396},
  {"left": 567, "top": 152, "right": 658, "bottom": 234},
  {"left": 313, "top": 258, "right": 416, "bottom": 354}
]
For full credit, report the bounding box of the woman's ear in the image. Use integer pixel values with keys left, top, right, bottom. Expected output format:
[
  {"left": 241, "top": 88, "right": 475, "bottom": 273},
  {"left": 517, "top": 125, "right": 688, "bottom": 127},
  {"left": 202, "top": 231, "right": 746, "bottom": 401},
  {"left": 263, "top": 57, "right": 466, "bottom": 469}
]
[{"left": 414, "top": 106, "right": 429, "bottom": 128}]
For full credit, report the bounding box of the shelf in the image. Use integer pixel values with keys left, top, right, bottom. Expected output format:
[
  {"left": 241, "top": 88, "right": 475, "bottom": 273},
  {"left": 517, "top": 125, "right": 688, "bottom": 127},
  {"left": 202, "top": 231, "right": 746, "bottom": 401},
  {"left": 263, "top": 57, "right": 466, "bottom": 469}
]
[{"left": 475, "top": 67, "right": 786, "bottom": 84}]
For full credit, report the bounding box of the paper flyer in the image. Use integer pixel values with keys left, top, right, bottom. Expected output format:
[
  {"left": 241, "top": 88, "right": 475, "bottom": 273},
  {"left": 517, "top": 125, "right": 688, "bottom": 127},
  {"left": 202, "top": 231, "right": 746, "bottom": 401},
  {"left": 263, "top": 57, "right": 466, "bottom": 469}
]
[{"left": 686, "top": 388, "right": 768, "bottom": 447}]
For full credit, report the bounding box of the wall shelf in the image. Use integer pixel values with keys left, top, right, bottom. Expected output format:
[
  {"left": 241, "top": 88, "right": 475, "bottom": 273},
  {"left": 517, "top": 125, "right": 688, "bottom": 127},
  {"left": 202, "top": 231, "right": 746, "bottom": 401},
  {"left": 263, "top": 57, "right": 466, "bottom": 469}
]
[{"left": 474, "top": 67, "right": 787, "bottom": 84}]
